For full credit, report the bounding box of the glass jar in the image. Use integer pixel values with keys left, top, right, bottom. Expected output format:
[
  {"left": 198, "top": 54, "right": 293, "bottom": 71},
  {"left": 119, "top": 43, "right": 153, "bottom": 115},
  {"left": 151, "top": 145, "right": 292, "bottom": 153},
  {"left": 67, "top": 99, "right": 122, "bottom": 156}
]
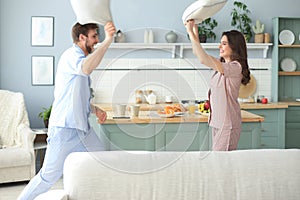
[
  {"left": 188, "top": 100, "right": 196, "bottom": 114},
  {"left": 135, "top": 90, "right": 143, "bottom": 104}
]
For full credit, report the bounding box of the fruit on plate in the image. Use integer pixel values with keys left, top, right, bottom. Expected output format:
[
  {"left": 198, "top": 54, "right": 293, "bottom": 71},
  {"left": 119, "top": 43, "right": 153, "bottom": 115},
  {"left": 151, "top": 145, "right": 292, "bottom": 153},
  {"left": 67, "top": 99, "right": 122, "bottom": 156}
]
[
  {"left": 158, "top": 106, "right": 174, "bottom": 115},
  {"left": 204, "top": 100, "right": 210, "bottom": 110},
  {"left": 198, "top": 100, "right": 210, "bottom": 113},
  {"left": 157, "top": 104, "right": 186, "bottom": 116},
  {"left": 164, "top": 106, "right": 175, "bottom": 115}
]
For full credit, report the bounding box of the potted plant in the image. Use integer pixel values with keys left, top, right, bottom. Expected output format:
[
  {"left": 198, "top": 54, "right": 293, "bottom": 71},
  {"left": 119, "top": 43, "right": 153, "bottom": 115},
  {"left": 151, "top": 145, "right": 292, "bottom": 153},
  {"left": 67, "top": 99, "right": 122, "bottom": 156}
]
[
  {"left": 230, "top": 1, "right": 253, "bottom": 42},
  {"left": 197, "top": 18, "right": 218, "bottom": 43},
  {"left": 252, "top": 19, "right": 264, "bottom": 43},
  {"left": 38, "top": 105, "right": 52, "bottom": 128}
]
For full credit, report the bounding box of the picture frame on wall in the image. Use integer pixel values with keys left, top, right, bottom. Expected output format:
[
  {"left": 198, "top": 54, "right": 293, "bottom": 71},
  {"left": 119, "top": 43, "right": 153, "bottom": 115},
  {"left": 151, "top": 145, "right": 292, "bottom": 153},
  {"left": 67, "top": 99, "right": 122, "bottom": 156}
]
[
  {"left": 31, "top": 56, "right": 54, "bottom": 86},
  {"left": 31, "top": 16, "right": 54, "bottom": 46}
]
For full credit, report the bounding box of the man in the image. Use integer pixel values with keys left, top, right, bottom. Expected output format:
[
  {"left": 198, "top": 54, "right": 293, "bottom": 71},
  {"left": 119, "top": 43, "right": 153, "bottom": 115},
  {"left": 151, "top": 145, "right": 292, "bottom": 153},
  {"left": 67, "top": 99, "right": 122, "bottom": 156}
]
[{"left": 18, "top": 21, "right": 116, "bottom": 200}]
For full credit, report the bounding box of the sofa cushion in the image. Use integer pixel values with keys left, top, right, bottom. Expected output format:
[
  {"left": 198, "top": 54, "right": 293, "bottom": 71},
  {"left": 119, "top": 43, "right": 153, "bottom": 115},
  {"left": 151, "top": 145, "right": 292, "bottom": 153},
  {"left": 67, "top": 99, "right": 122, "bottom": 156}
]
[
  {"left": 0, "top": 90, "right": 30, "bottom": 147},
  {"left": 70, "top": 0, "right": 112, "bottom": 25},
  {"left": 0, "top": 147, "right": 31, "bottom": 168},
  {"left": 63, "top": 149, "right": 300, "bottom": 200}
]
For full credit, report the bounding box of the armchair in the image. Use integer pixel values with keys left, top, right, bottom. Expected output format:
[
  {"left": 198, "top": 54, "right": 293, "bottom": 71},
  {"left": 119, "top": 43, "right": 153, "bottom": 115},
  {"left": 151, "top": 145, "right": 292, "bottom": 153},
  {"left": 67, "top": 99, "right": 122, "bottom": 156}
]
[{"left": 0, "top": 90, "right": 36, "bottom": 183}]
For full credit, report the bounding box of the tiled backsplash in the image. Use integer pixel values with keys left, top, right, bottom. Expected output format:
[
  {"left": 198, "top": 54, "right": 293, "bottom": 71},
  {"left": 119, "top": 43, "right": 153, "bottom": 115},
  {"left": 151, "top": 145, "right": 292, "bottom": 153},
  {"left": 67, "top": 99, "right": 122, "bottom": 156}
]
[{"left": 90, "top": 58, "right": 272, "bottom": 104}]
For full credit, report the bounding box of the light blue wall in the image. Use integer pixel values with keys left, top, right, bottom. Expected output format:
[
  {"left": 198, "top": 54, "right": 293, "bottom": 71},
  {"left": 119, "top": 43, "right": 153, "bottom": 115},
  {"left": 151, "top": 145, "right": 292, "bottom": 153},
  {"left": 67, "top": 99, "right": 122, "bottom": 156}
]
[{"left": 0, "top": 0, "right": 299, "bottom": 128}]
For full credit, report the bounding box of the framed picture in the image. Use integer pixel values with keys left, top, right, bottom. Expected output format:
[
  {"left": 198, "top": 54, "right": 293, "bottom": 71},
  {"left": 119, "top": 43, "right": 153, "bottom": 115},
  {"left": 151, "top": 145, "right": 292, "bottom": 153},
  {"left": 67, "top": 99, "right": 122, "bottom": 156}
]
[
  {"left": 31, "top": 56, "right": 54, "bottom": 86},
  {"left": 31, "top": 16, "right": 54, "bottom": 46}
]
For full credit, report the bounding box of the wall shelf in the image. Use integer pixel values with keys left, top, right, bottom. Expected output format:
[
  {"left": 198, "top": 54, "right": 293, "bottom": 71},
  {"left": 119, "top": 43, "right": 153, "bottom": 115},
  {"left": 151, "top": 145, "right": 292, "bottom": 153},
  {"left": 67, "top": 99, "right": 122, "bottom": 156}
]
[
  {"left": 102, "top": 43, "right": 273, "bottom": 59},
  {"left": 279, "top": 44, "right": 300, "bottom": 48},
  {"left": 179, "top": 43, "right": 272, "bottom": 58},
  {"left": 278, "top": 71, "right": 300, "bottom": 76}
]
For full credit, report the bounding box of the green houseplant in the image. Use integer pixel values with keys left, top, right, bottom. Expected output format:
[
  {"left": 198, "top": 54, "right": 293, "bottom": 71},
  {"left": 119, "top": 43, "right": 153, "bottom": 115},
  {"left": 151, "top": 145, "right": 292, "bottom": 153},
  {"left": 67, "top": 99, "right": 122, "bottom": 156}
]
[
  {"left": 38, "top": 105, "right": 52, "bottom": 128},
  {"left": 230, "top": 1, "right": 253, "bottom": 42},
  {"left": 197, "top": 18, "right": 218, "bottom": 43}
]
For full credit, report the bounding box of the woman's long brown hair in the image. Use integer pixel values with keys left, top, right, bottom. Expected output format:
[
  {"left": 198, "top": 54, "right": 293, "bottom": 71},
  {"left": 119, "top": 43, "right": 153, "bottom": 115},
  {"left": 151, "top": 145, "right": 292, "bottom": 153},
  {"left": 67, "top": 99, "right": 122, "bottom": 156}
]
[{"left": 220, "top": 30, "right": 250, "bottom": 85}]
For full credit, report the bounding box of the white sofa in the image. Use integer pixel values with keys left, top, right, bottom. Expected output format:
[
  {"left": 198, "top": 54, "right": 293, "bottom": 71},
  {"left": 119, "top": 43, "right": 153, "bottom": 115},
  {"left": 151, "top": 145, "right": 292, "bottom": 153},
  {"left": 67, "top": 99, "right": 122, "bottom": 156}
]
[
  {"left": 36, "top": 149, "right": 300, "bottom": 200},
  {"left": 0, "top": 90, "right": 36, "bottom": 183}
]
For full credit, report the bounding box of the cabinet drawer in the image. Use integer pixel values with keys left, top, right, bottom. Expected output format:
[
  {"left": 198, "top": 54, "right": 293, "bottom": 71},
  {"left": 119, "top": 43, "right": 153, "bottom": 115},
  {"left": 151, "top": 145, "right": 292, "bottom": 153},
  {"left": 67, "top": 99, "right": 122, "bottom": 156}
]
[
  {"left": 261, "top": 122, "right": 278, "bottom": 137},
  {"left": 248, "top": 109, "right": 278, "bottom": 122},
  {"left": 165, "top": 131, "right": 200, "bottom": 151},
  {"left": 286, "top": 109, "right": 300, "bottom": 123},
  {"left": 261, "top": 137, "right": 279, "bottom": 149},
  {"left": 109, "top": 132, "right": 155, "bottom": 151},
  {"left": 286, "top": 128, "right": 300, "bottom": 148},
  {"left": 286, "top": 122, "right": 300, "bottom": 129}
]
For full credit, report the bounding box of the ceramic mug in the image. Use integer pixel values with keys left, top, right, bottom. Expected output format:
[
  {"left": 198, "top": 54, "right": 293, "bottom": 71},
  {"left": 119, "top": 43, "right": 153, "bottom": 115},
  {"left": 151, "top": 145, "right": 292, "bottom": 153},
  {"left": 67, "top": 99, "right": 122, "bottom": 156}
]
[
  {"left": 165, "top": 95, "right": 173, "bottom": 103},
  {"left": 130, "top": 105, "right": 140, "bottom": 117},
  {"left": 114, "top": 104, "right": 127, "bottom": 116}
]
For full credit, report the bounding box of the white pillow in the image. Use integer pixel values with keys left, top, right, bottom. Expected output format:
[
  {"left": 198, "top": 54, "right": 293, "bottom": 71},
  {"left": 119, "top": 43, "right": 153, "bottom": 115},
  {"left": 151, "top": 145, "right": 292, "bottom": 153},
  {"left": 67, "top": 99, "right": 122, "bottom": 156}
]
[
  {"left": 70, "top": 0, "right": 112, "bottom": 25},
  {"left": 182, "top": 0, "right": 227, "bottom": 24}
]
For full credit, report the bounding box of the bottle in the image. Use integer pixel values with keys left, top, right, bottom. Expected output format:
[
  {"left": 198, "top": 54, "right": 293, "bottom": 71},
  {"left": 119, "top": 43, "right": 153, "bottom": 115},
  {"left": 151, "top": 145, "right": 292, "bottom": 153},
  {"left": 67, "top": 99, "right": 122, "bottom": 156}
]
[
  {"left": 135, "top": 90, "right": 143, "bottom": 104},
  {"left": 144, "top": 30, "right": 149, "bottom": 43},
  {"left": 148, "top": 29, "right": 154, "bottom": 43}
]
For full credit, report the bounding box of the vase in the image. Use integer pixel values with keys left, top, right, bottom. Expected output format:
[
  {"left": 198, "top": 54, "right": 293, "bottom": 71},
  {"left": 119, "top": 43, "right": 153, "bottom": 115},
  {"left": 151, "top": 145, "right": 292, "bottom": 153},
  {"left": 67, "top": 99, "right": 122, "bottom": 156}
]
[
  {"left": 165, "top": 31, "right": 178, "bottom": 43},
  {"left": 148, "top": 29, "right": 154, "bottom": 43},
  {"left": 254, "top": 33, "right": 264, "bottom": 43},
  {"left": 144, "top": 30, "right": 149, "bottom": 43}
]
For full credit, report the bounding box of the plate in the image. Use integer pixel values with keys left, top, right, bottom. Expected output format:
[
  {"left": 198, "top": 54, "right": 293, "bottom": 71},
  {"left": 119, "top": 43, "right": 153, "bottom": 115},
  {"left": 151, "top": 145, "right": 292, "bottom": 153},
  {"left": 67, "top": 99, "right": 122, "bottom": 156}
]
[
  {"left": 296, "top": 99, "right": 300, "bottom": 102},
  {"left": 279, "top": 30, "right": 295, "bottom": 45},
  {"left": 195, "top": 110, "right": 210, "bottom": 116},
  {"left": 157, "top": 111, "right": 175, "bottom": 118},
  {"left": 158, "top": 113, "right": 175, "bottom": 118},
  {"left": 174, "top": 112, "right": 187, "bottom": 116},
  {"left": 280, "top": 58, "right": 297, "bottom": 72}
]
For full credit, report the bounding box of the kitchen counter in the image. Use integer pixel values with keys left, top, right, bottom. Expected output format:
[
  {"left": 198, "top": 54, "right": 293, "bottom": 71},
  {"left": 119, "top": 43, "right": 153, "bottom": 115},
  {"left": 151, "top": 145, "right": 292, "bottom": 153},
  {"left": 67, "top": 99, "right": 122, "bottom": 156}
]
[
  {"left": 278, "top": 101, "right": 300, "bottom": 107},
  {"left": 93, "top": 104, "right": 264, "bottom": 124},
  {"left": 240, "top": 102, "right": 289, "bottom": 109},
  {"left": 95, "top": 102, "right": 290, "bottom": 112}
]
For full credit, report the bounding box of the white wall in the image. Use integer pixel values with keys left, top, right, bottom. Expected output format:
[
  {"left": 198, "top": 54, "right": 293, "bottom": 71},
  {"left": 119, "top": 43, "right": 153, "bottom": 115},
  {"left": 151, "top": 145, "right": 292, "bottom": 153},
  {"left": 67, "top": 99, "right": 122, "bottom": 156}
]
[{"left": 91, "top": 58, "right": 272, "bottom": 104}]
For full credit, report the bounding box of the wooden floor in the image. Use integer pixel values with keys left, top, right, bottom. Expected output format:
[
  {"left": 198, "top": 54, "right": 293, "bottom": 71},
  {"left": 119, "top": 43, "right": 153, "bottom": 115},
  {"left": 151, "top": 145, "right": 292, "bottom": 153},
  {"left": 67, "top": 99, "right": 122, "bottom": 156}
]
[
  {"left": 0, "top": 178, "right": 63, "bottom": 200},
  {"left": 0, "top": 151, "right": 62, "bottom": 200}
]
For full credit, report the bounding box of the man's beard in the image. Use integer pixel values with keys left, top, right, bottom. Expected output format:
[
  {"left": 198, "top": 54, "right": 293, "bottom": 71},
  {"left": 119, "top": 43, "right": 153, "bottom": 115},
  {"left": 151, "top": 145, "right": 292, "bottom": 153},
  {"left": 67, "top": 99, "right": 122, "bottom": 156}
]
[{"left": 85, "top": 41, "right": 93, "bottom": 54}]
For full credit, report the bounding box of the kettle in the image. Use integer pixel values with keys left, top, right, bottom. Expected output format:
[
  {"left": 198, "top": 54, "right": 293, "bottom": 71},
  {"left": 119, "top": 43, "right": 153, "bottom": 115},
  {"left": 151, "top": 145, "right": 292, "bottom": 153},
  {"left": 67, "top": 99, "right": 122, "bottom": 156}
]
[{"left": 144, "top": 92, "right": 156, "bottom": 105}]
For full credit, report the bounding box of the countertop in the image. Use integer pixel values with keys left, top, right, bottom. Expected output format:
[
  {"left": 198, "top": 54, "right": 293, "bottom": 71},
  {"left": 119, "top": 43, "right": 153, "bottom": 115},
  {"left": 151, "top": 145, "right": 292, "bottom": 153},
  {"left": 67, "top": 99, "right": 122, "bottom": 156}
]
[
  {"left": 278, "top": 101, "right": 300, "bottom": 107},
  {"left": 240, "top": 102, "right": 289, "bottom": 109},
  {"left": 93, "top": 104, "right": 264, "bottom": 124},
  {"left": 95, "top": 102, "right": 290, "bottom": 111}
]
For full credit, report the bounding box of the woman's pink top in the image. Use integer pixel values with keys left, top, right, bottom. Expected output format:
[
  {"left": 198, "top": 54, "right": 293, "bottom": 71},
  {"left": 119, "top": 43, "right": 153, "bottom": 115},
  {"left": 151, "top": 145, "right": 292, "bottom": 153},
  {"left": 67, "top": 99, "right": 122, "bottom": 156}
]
[{"left": 209, "top": 61, "right": 242, "bottom": 130}]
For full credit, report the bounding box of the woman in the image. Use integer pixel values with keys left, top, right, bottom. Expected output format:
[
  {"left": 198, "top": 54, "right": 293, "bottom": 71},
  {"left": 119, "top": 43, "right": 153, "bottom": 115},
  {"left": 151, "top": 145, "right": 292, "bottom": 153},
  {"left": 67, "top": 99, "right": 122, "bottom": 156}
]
[{"left": 185, "top": 20, "right": 251, "bottom": 151}]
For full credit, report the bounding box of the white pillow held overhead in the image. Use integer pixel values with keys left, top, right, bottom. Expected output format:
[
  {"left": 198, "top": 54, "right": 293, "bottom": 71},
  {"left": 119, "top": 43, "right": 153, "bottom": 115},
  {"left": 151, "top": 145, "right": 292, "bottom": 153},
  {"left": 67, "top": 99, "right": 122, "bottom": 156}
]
[
  {"left": 70, "top": 0, "right": 112, "bottom": 25},
  {"left": 182, "top": 0, "right": 227, "bottom": 24}
]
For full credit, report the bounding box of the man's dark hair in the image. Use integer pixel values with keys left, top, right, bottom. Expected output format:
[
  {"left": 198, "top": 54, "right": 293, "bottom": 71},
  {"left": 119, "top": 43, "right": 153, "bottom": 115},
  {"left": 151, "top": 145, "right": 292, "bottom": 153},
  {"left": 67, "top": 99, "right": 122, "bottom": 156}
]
[{"left": 72, "top": 23, "right": 99, "bottom": 43}]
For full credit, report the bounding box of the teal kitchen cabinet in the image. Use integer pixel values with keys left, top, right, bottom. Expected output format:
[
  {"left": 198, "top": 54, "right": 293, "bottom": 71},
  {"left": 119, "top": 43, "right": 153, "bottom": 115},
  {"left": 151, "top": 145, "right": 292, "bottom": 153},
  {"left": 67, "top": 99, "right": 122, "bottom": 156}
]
[
  {"left": 90, "top": 116, "right": 261, "bottom": 151},
  {"left": 207, "top": 123, "right": 261, "bottom": 150},
  {"left": 155, "top": 123, "right": 210, "bottom": 151},
  {"left": 238, "top": 123, "right": 261, "bottom": 149},
  {"left": 272, "top": 17, "right": 300, "bottom": 102},
  {"left": 99, "top": 122, "right": 210, "bottom": 151},
  {"left": 245, "top": 109, "right": 285, "bottom": 149},
  {"left": 99, "top": 123, "right": 156, "bottom": 151},
  {"left": 285, "top": 106, "right": 300, "bottom": 148}
]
